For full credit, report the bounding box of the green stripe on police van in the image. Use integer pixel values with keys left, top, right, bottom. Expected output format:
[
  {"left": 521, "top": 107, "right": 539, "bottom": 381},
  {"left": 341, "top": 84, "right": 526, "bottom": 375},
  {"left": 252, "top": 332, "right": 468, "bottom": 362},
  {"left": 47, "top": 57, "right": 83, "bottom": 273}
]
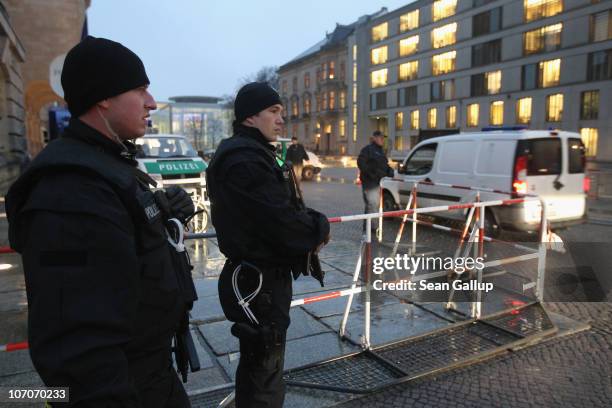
[{"left": 144, "top": 160, "right": 207, "bottom": 175}]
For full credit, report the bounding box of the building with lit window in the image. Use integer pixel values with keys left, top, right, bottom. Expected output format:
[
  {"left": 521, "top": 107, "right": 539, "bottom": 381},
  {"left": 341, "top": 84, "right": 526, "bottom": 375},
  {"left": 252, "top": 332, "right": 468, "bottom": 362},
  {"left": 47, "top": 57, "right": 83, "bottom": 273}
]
[
  {"left": 277, "top": 9, "right": 387, "bottom": 155},
  {"left": 349, "top": 0, "right": 612, "bottom": 164},
  {"left": 149, "top": 96, "right": 232, "bottom": 152}
]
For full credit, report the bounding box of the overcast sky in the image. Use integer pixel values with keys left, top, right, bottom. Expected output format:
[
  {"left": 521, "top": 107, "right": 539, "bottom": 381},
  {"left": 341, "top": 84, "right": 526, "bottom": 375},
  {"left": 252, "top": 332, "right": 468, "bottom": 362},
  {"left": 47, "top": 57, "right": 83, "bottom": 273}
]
[{"left": 88, "top": 0, "right": 412, "bottom": 101}]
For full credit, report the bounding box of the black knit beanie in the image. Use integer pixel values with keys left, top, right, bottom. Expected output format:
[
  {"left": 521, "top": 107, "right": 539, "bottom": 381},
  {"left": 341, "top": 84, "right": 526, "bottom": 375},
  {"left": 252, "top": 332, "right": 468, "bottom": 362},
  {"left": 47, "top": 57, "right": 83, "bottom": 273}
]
[
  {"left": 61, "top": 36, "right": 150, "bottom": 117},
  {"left": 234, "top": 82, "right": 282, "bottom": 123}
]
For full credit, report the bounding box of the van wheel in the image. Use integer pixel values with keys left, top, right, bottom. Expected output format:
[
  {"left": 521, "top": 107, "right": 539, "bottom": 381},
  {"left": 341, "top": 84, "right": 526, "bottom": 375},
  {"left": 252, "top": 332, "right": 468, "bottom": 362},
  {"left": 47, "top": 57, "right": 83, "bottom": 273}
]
[
  {"left": 484, "top": 210, "right": 501, "bottom": 239},
  {"left": 302, "top": 166, "right": 314, "bottom": 181},
  {"left": 383, "top": 190, "right": 399, "bottom": 212}
]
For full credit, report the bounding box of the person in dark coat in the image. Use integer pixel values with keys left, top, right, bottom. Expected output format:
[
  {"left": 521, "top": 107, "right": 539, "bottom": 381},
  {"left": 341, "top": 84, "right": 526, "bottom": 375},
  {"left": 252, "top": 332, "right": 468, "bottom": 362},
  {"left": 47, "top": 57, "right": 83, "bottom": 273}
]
[
  {"left": 285, "top": 136, "right": 309, "bottom": 180},
  {"left": 206, "top": 82, "right": 330, "bottom": 408},
  {"left": 357, "top": 130, "right": 394, "bottom": 231},
  {"left": 5, "top": 37, "right": 195, "bottom": 407}
]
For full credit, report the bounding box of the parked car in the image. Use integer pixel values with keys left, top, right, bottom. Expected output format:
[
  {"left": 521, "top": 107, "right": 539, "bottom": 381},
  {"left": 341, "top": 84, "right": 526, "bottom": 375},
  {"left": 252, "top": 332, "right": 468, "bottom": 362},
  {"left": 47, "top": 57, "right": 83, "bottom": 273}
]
[{"left": 380, "top": 128, "right": 587, "bottom": 236}]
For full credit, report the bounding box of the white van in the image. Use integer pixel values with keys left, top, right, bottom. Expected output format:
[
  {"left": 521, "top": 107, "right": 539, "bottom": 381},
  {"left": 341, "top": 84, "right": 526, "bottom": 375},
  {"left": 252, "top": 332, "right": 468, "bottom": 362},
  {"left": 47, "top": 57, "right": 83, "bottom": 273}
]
[{"left": 380, "top": 128, "right": 587, "bottom": 235}]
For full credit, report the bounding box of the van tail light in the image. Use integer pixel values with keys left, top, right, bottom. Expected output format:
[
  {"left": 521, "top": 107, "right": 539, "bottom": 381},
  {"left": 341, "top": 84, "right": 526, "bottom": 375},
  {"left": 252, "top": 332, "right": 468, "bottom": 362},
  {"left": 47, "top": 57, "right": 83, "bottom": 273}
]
[
  {"left": 583, "top": 176, "right": 591, "bottom": 194},
  {"left": 512, "top": 155, "right": 528, "bottom": 197}
]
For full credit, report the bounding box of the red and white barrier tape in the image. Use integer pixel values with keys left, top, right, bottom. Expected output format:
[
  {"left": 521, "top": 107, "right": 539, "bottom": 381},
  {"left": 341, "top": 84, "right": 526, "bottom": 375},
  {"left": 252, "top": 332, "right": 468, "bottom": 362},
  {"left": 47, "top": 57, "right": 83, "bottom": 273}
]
[
  {"left": 391, "top": 179, "right": 539, "bottom": 198},
  {"left": 290, "top": 286, "right": 365, "bottom": 307},
  {"left": 328, "top": 197, "right": 536, "bottom": 224},
  {"left": 1, "top": 341, "right": 28, "bottom": 352}
]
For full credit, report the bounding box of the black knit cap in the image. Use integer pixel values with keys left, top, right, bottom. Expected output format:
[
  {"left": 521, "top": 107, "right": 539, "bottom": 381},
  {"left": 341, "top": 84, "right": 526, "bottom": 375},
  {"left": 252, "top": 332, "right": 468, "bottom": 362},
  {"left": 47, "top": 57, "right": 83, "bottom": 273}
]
[
  {"left": 234, "top": 82, "right": 282, "bottom": 123},
  {"left": 61, "top": 36, "right": 150, "bottom": 117}
]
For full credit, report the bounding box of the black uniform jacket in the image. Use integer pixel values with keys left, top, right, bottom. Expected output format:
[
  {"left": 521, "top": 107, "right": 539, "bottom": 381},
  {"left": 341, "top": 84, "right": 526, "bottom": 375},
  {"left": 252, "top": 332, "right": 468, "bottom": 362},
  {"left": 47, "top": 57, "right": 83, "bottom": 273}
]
[
  {"left": 206, "top": 125, "right": 329, "bottom": 268},
  {"left": 5, "top": 119, "right": 186, "bottom": 407},
  {"left": 357, "top": 142, "right": 394, "bottom": 189}
]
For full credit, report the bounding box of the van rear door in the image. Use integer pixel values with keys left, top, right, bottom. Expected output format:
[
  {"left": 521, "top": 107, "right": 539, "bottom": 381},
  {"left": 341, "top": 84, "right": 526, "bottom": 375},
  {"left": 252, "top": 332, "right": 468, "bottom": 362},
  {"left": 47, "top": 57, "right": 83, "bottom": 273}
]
[{"left": 515, "top": 137, "right": 584, "bottom": 221}]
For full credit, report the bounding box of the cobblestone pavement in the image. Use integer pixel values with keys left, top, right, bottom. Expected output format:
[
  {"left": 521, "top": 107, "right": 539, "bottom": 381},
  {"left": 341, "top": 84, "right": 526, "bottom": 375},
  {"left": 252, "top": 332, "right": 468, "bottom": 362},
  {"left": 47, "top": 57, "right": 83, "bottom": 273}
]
[
  {"left": 333, "top": 303, "right": 611, "bottom": 408},
  {"left": 302, "top": 174, "right": 612, "bottom": 408}
]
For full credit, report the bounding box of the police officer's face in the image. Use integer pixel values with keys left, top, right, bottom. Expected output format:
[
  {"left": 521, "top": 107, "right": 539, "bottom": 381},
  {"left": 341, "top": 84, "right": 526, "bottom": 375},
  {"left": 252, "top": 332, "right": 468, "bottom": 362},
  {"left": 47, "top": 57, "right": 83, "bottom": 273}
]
[
  {"left": 247, "top": 104, "right": 284, "bottom": 142},
  {"left": 105, "top": 86, "right": 157, "bottom": 140}
]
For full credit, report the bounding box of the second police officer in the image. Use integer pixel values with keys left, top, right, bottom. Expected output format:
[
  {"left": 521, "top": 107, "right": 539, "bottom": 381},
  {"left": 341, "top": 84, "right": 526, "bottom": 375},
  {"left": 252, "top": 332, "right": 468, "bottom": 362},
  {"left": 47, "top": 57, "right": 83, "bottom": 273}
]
[{"left": 206, "top": 82, "right": 330, "bottom": 408}]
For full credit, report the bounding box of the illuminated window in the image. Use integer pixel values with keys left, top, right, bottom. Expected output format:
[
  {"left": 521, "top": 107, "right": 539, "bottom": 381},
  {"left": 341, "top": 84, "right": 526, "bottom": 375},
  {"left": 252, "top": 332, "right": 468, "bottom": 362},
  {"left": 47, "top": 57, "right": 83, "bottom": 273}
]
[
  {"left": 446, "top": 105, "right": 457, "bottom": 128},
  {"left": 353, "top": 84, "right": 358, "bottom": 103},
  {"left": 540, "top": 59, "right": 560, "bottom": 87},
  {"left": 353, "top": 104, "right": 358, "bottom": 124},
  {"left": 524, "top": 0, "right": 563, "bottom": 22},
  {"left": 399, "top": 35, "right": 419, "bottom": 57},
  {"left": 304, "top": 97, "right": 311, "bottom": 114},
  {"left": 371, "top": 68, "right": 388, "bottom": 88},
  {"left": 371, "top": 46, "right": 388, "bottom": 65},
  {"left": 410, "top": 110, "right": 420, "bottom": 129},
  {"left": 471, "top": 71, "right": 502, "bottom": 96},
  {"left": 490, "top": 101, "right": 504, "bottom": 125},
  {"left": 432, "top": 23, "right": 457, "bottom": 49},
  {"left": 353, "top": 62, "right": 357, "bottom": 81},
  {"left": 339, "top": 91, "right": 346, "bottom": 109},
  {"left": 524, "top": 24, "right": 562, "bottom": 55},
  {"left": 339, "top": 120, "right": 346, "bottom": 138},
  {"left": 400, "top": 9, "right": 419, "bottom": 32},
  {"left": 329, "top": 61, "right": 335, "bottom": 79},
  {"left": 467, "top": 103, "right": 479, "bottom": 127},
  {"left": 398, "top": 61, "right": 418, "bottom": 81},
  {"left": 516, "top": 97, "right": 532, "bottom": 124},
  {"left": 353, "top": 45, "right": 358, "bottom": 60},
  {"left": 487, "top": 70, "right": 501, "bottom": 94},
  {"left": 329, "top": 91, "right": 336, "bottom": 110},
  {"left": 433, "top": 0, "right": 457, "bottom": 22},
  {"left": 432, "top": 51, "right": 456, "bottom": 75},
  {"left": 546, "top": 93, "right": 563, "bottom": 121},
  {"left": 372, "top": 22, "right": 388, "bottom": 42},
  {"left": 304, "top": 72, "right": 310, "bottom": 88},
  {"left": 580, "top": 90, "right": 599, "bottom": 120},
  {"left": 428, "top": 108, "right": 437, "bottom": 129},
  {"left": 591, "top": 11, "right": 612, "bottom": 42},
  {"left": 580, "top": 128, "right": 598, "bottom": 157},
  {"left": 395, "top": 112, "right": 404, "bottom": 130},
  {"left": 291, "top": 98, "right": 299, "bottom": 117},
  {"left": 353, "top": 125, "right": 357, "bottom": 142}
]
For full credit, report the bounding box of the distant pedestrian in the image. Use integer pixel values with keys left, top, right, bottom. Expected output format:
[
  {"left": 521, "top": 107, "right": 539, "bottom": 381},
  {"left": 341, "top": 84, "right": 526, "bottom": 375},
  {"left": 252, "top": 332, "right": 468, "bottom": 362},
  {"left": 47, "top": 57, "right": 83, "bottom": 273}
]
[
  {"left": 285, "top": 136, "right": 309, "bottom": 180},
  {"left": 357, "top": 130, "right": 394, "bottom": 232}
]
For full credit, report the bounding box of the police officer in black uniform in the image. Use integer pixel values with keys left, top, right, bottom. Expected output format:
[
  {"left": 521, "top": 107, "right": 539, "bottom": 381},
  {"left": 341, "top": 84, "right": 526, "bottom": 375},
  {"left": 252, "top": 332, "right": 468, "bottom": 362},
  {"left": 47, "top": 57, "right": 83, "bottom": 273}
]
[
  {"left": 6, "top": 37, "right": 196, "bottom": 407},
  {"left": 206, "top": 82, "right": 330, "bottom": 408}
]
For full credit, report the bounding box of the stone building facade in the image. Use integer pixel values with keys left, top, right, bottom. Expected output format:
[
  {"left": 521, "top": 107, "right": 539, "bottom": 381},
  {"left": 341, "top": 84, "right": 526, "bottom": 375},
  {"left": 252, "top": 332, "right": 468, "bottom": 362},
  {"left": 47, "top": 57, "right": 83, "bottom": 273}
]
[{"left": 278, "top": 9, "right": 386, "bottom": 155}]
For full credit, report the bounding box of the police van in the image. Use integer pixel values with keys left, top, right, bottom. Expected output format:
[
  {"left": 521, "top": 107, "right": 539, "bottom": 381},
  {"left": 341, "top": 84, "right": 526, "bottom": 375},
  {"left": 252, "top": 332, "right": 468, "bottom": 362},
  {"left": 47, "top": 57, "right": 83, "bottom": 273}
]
[
  {"left": 135, "top": 134, "right": 209, "bottom": 231},
  {"left": 380, "top": 128, "right": 587, "bottom": 236}
]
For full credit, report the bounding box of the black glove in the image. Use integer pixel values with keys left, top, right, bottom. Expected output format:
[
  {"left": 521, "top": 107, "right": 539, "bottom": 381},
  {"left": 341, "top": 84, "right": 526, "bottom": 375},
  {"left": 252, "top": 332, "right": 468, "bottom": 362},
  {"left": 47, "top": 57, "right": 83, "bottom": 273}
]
[{"left": 165, "top": 186, "right": 195, "bottom": 222}]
